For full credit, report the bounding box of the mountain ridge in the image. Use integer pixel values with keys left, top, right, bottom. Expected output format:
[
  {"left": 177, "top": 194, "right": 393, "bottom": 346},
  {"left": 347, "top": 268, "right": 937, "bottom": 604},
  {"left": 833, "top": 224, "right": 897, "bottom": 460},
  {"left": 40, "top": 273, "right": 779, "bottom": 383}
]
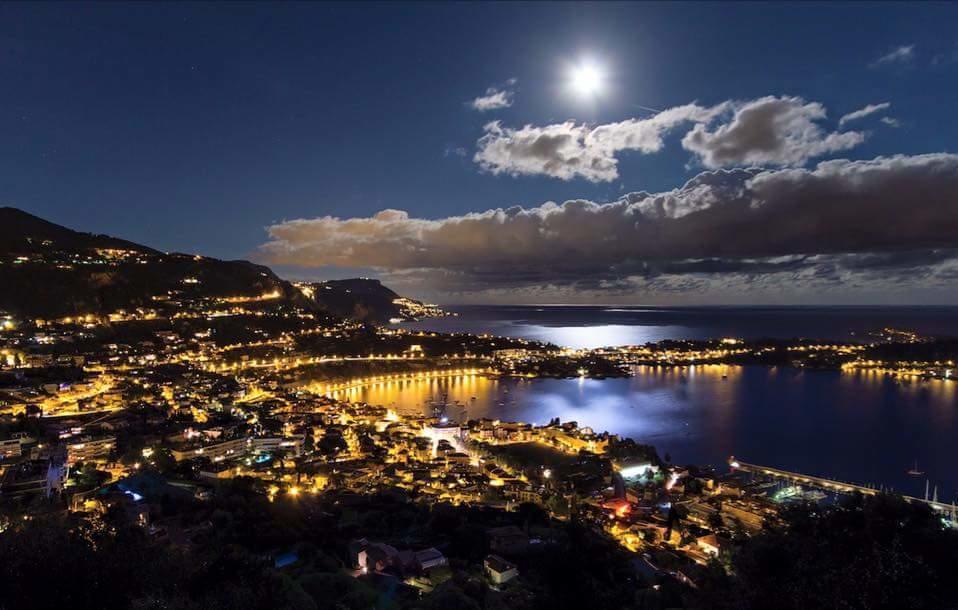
[{"left": 0, "top": 207, "right": 432, "bottom": 323}]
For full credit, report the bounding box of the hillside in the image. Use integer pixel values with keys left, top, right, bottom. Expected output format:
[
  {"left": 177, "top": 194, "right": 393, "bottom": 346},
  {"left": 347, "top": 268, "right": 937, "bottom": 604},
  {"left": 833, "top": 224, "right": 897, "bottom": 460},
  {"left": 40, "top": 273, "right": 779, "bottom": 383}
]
[
  {"left": 0, "top": 207, "right": 156, "bottom": 256},
  {"left": 297, "top": 278, "right": 445, "bottom": 323},
  {"left": 0, "top": 208, "right": 438, "bottom": 323}
]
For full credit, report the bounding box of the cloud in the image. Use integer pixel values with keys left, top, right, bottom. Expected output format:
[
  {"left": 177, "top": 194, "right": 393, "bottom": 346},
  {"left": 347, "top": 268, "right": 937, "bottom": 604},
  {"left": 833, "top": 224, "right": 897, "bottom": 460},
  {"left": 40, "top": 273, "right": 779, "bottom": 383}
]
[
  {"left": 870, "top": 44, "right": 916, "bottom": 67},
  {"left": 880, "top": 116, "right": 901, "bottom": 128},
  {"left": 473, "top": 103, "right": 721, "bottom": 182},
  {"left": 681, "top": 96, "right": 865, "bottom": 168},
  {"left": 473, "top": 96, "right": 864, "bottom": 181},
  {"left": 838, "top": 102, "right": 891, "bottom": 126},
  {"left": 261, "top": 153, "right": 958, "bottom": 298},
  {"left": 470, "top": 82, "right": 515, "bottom": 111}
]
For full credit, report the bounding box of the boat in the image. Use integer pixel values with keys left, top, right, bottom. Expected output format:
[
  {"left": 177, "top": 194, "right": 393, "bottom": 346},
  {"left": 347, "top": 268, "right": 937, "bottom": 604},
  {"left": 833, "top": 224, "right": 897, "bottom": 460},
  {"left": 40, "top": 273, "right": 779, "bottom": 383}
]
[
  {"left": 803, "top": 489, "right": 827, "bottom": 502},
  {"left": 906, "top": 460, "right": 924, "bottom": 476},
  {"left": 427, "top": 392, "right": 452, "bottom": 420}
]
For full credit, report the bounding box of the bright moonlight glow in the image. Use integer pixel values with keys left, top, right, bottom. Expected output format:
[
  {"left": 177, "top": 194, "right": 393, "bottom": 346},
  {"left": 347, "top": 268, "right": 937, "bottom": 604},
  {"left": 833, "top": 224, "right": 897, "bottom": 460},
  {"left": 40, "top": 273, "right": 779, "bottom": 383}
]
[{"left": 569, "top": 62, "right": 604, "bottom": 96}]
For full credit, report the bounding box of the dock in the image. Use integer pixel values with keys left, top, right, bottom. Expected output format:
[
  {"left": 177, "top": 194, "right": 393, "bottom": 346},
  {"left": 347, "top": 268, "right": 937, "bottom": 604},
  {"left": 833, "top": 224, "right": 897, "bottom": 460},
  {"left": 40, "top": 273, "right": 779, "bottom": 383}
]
[{"left": 728, "top": 457, "right": 957, "bottom": 523}]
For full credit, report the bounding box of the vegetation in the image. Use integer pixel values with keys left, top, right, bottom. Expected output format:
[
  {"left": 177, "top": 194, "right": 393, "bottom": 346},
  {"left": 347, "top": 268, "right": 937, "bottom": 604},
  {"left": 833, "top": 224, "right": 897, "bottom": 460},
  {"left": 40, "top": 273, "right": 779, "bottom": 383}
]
[
  {"left": 5, "top": 482, "right": 951, "bottom": 610},
  {"left": 0, "top": 484, "right": 655, "bottom": 610},
  {"left": 697, "top": 493, "right": 958, "bottom": 609}
]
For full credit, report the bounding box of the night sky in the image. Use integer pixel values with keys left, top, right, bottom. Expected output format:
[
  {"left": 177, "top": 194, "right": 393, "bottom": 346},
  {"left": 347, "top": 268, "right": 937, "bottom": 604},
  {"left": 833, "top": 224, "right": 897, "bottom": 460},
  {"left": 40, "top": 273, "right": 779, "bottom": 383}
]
[{"left": 3, "top": 2, "right": 958, "bottom": 304}]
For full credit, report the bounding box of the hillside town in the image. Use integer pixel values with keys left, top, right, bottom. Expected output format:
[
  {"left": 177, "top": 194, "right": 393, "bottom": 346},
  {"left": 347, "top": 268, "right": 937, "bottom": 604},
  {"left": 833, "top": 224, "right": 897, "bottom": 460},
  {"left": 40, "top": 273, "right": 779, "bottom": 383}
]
[
  {"left": 4, "top": 279, "right": 958, "bottom": 608},
  {"left": 2, "top": 209, "right": 958, "bottom": 608},
  {"left": 5, "top": 3, "right": 958, "bottom": 606}
]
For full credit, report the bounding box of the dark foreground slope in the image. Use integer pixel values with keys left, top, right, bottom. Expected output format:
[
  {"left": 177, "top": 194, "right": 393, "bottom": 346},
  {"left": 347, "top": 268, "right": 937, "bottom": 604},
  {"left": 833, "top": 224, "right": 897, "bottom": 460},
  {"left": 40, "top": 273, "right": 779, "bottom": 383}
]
[{"left": 1, "top": 488, "right": 954, "bottom": 610}]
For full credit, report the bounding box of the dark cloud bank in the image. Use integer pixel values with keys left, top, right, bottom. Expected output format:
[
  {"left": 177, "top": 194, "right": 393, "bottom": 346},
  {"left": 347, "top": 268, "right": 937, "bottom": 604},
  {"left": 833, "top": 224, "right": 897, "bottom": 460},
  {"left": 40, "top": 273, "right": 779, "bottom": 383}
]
[{"left": 261, "top": 153, "right": 958, "bottom": 301}]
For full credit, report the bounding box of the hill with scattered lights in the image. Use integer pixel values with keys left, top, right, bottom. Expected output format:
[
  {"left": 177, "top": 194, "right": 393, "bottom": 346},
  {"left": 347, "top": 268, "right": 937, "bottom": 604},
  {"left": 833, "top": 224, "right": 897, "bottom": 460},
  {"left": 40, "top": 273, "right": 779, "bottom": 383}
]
[
  {"left": 0, "top": 208, "right": 439, "bottom": 323},
  {"left": 295, "top": 278, "right": 447, "bottom": 324}
]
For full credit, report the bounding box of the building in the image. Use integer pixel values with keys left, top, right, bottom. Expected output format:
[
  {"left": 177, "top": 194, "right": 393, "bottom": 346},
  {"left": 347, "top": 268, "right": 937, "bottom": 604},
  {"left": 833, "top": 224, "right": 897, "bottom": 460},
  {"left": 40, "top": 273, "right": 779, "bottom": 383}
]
[
  {"left": 541, "top": 427, "right": 608, "bottom": 454},
  {"left": 170, "top": 436, "right": 250, "bottom": 462},
  {"left": 695, "top": 533, "right": 726, "bottom": 557},
  {"left": 414, "top": 548, "right": 447, "bottom": 571},
  {"left": 0, "top": 457, "right": 69, "bottom": 498},
  {"left": 721, "top": 500, "right": 767, "bottom": 532},
  {"left": 686, "top": 501, "right": 720, "bottom": 526},
  {"left": 487, "top": 525, "right": 529, "bottom": 555},
  {"left": 171, "top": 434, "right": 306, "bottom": 462},
  {"left": 253, "top": 435, "right": 305, "bottom": 457},
  {"left": 66, "top": 436, "right": 116, "bottom": 465},
  {"left": 0, "top": 437, "right": 24, "bottom": 460},
  {"left": 348, "top": 538, "right": 370, "bottom": 569},
  {"left": 364, "top": 542, "right": 400, "bottom": 572},
  {"left": 445, "top": 452, "right": 471, "bottom": 468},
  {"left": 484, "top": 554, "right": 518, "bottom": 585},
  {"left": 423, "top": 423, "right": 465, "bottom": 456},
  {"left": 617, "top": 460, "right": 657, "bottom": 480},
  {"left": 198, "top": 462, "right": 238, "bottom": 480}
]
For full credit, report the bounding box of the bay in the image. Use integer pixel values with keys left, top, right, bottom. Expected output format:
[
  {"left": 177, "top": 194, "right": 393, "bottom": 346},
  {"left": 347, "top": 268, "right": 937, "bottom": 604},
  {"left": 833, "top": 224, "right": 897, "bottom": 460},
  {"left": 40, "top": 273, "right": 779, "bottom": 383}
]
[{"left": 373, "top": 306, "right": 958, "bottom": 501}]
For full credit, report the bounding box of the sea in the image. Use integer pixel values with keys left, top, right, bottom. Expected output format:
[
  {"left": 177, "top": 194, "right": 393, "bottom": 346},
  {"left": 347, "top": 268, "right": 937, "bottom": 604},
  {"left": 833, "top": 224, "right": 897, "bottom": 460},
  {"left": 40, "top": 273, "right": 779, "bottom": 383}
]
[
  {"left": 395, "top": 304, "right": 958, "bottom": 349},
  {"left": 370, "top": 306, "right": 958, "bottom": 502}
]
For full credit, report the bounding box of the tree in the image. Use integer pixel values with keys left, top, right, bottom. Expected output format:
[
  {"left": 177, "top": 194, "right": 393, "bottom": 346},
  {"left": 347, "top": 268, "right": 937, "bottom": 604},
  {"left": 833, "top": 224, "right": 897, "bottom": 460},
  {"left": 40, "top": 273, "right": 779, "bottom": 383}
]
[
  {"left": 150, "top": 447, "right": 176, "bottom": 474},
  {"left": 298, "top": 572, "right": 379, "bottom": 610},
  {"left": 698, "top": 493, "right": 958, "bottom": 609},
  {"left": 516, "top": 502, "right": 548, "bottom": 531},
  {"left": 416, "top": 582, "right": 480, "bottom": 610},
  {"left": 544, "top": 493, "right": 570, "bottom": 517}
]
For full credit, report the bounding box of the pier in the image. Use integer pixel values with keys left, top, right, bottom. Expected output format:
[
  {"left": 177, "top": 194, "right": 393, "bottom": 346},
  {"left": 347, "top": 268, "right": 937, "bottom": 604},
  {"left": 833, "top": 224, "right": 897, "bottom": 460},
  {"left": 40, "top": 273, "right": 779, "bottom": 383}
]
[{"left": 729, "top": 457, "right": 957, "bottom": 523}]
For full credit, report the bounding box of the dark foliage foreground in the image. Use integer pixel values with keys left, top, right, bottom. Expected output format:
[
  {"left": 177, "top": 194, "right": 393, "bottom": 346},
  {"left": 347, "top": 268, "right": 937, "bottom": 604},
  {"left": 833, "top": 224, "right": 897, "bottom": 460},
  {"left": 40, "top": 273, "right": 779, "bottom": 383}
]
[
  {"left": 1, "top": 490, "right": 956, "bottom": 610},
  {"left": 697, "top": 493, "right": 958, "bottom": 610}
]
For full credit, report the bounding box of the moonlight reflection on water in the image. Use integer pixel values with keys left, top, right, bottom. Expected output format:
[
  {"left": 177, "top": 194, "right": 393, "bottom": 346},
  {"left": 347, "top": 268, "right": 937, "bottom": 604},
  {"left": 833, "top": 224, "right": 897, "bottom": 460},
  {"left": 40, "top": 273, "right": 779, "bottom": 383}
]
[{"left": 321, "top": 364, "right": 958, "bottom": 501}]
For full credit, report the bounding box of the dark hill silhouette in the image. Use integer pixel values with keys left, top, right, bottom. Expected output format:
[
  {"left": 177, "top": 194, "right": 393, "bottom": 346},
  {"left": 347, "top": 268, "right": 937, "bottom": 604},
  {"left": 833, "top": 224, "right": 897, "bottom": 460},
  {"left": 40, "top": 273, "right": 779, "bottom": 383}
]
[
  {"left": 0, "top": 208, "right": 429, "bottom": 323},
  {"left": 303, "top": 278, "right": 403, "bottom": 322},
  {"left": 0, "top": 207, "right": 156, "bottom": 256}
]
